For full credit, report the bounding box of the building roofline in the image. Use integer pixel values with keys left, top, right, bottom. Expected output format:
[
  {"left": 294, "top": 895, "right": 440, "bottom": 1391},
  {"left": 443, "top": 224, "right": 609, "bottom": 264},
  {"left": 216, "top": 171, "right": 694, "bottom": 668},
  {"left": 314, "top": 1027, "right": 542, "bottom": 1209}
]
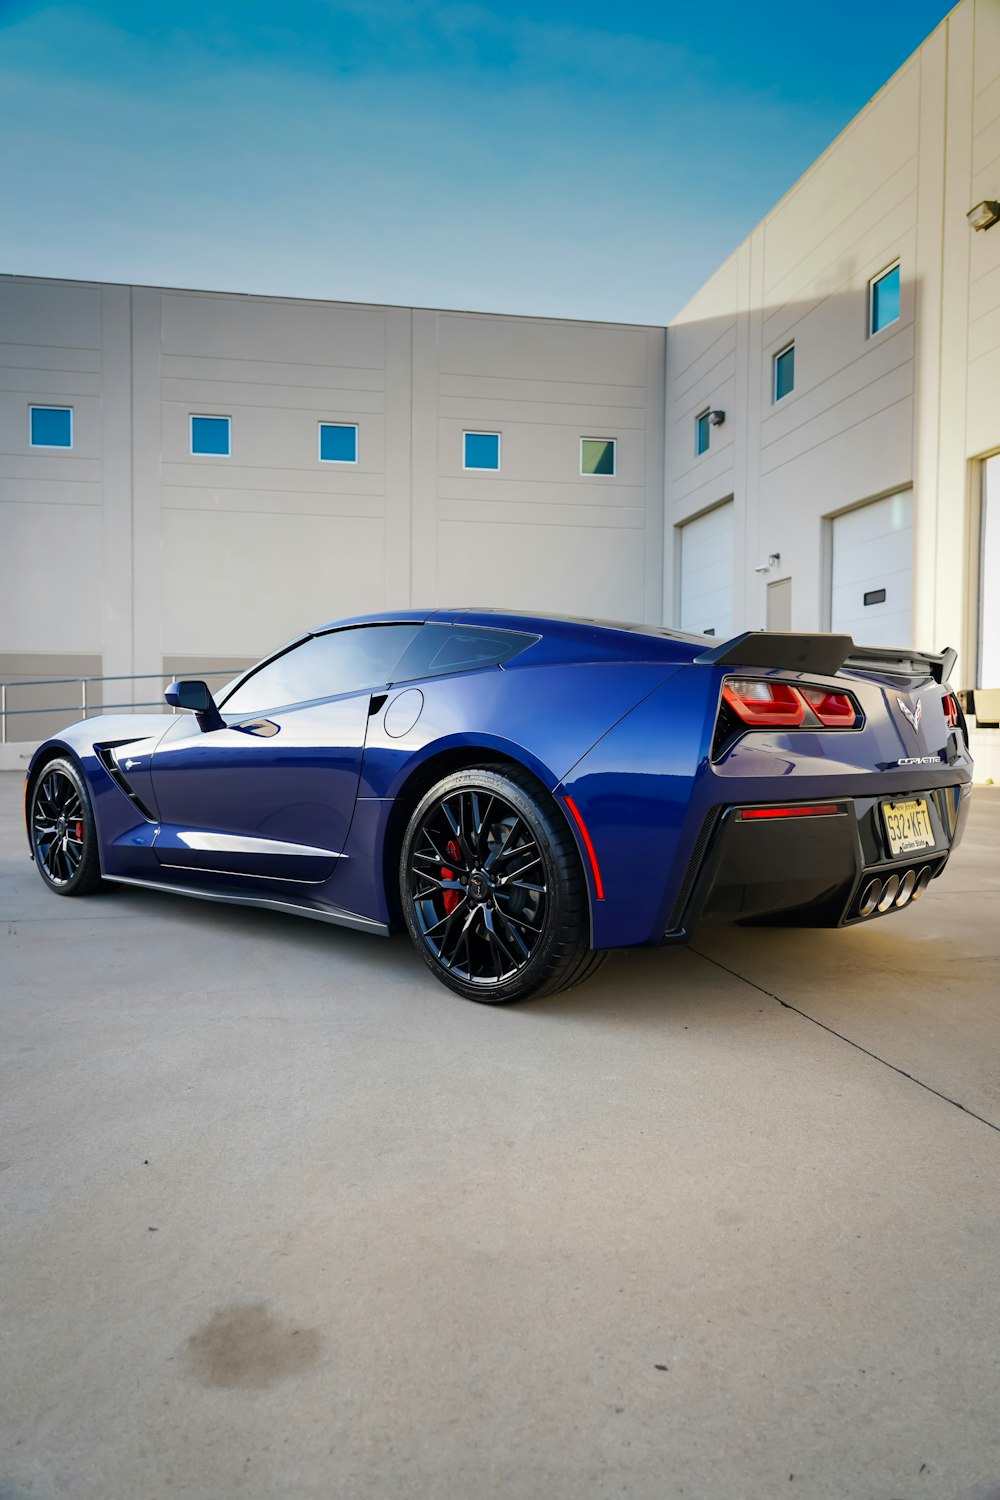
[{"left": 0, "top": 270, "right": 666, "bottom": 334}]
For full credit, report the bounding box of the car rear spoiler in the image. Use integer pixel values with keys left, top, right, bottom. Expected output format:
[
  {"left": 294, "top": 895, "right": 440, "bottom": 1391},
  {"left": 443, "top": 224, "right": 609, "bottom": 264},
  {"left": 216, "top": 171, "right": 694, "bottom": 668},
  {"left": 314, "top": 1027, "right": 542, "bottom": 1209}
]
[
  {"left": 694, "top": 632, "right": 957, "bottom": 685},
  {"left": 840, "top": 644, "right": 957, "bottom": 684},
  {"left": 694, "top": 632, "right": 854, "bottom": 676}
]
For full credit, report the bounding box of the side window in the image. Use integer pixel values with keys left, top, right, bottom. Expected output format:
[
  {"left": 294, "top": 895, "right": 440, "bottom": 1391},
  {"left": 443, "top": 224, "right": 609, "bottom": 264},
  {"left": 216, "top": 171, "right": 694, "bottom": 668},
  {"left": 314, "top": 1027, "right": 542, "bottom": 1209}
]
[
  {"left": 463, "top": 431, "right": 501, "bottom": 470},
  {"left": 581, "top": 437, "right": 615, "bottom": 476},
  {"left": 220, "top": 624, "right": 420, "bottom": 718},
  {"left": 392, "top": 625, "right": 537, "bottom": 682},
  {"left": 773, "top": 342, "right": 795, "bottom": 401},
  {"left": 191, "top": 415, "right": 231, "bottom": 456},
  {"left": 869, "top": 262, "right": 900, "bottom": 335},
  {"left": 30, "top": 405, "right": 73, "bottom": 448}
]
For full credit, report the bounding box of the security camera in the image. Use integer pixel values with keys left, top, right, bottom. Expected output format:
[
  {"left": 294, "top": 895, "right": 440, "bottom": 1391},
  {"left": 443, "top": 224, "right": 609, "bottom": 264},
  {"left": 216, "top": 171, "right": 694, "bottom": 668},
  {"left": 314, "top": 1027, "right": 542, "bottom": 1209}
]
[{"left": 753, "top": 552, "right": 781, "bottom": 573}]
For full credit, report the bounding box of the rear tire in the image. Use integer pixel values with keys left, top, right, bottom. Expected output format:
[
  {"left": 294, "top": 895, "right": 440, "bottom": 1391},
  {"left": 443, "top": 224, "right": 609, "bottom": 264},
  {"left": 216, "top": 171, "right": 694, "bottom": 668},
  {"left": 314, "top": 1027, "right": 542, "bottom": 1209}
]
[
  {"left": 29, "top": 756, "right": 104, "bottom": 897},
  {"left": 399, "top": 764, "right": 606, "bottom": 1002}
]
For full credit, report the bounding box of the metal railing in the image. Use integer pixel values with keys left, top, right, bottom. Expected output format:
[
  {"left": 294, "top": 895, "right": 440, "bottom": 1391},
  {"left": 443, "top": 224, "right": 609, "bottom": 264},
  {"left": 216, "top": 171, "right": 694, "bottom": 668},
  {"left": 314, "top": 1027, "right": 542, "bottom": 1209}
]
[{"left": 0, "top": 670, "right": 240, "bottom": 743}]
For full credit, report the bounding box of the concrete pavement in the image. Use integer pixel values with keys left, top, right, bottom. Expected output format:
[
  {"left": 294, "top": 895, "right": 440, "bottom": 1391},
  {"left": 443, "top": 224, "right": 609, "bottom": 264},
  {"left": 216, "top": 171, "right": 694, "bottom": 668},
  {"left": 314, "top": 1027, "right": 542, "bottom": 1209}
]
[{"left": 2, "top": 771, "right": 999, "bottom": 1500}]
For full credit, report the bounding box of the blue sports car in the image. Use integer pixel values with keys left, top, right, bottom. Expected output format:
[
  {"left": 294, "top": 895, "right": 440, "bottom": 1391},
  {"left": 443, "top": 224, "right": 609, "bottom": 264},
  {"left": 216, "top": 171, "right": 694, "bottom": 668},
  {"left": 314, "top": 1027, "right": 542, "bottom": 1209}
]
[{"left": 26, "top": 609, "right": 973, "bottom": 1002}]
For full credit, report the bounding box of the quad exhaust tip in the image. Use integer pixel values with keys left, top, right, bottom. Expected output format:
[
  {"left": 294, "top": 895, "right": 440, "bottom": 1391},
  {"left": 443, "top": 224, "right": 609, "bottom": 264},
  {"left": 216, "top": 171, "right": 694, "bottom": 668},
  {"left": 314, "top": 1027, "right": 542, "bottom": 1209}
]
[
  {"left": 877, "top": 874, "right": 901, "bottom": 913},
  {"left": 857, "top": 864, "right": 933, "bottom": 919},
  {"left": 858, "top": 878, "right": 882, "bottom": 917}
]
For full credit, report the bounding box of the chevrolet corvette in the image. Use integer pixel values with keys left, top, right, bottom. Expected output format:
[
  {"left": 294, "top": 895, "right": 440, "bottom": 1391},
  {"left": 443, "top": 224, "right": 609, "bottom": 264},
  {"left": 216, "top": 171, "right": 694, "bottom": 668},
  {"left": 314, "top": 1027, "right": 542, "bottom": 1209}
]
[{"left": 25, "top": 609, "right": 973, "bottom": 1001}]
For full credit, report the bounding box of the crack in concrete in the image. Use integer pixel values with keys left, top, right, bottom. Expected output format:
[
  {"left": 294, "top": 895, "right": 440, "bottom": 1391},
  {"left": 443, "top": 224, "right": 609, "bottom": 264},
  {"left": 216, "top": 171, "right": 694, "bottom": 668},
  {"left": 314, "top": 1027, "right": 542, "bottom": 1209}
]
[{"left": 691, "top": 946, "right": 1000, "bottom": 1138}]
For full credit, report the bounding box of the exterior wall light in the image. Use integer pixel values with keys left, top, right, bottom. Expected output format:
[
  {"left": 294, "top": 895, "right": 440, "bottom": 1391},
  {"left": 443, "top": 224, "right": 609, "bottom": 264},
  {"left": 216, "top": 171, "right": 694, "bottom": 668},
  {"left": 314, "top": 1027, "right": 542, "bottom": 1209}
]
[
  {"left": 753, "top": 552, "right": 782, "bottom": 574},
  {"left": 707, "top": 409, "right": 726, "bottom": 426},
  {"left": 967, "top": 200, "right": 1000, "bottom": 231}
]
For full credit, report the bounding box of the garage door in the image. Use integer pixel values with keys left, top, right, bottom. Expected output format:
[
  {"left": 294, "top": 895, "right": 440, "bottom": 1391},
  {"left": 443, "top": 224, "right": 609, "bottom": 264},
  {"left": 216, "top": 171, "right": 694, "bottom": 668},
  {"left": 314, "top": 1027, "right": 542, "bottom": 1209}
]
[
  {"left": 981, "top": 455, "right": 1000, "bottom": 687},
  {"left": 830, "top": 492, "right": 913, "bottom": 646},
  {"left": 678, "top": 502, "right": 733, "bottom": 638}
]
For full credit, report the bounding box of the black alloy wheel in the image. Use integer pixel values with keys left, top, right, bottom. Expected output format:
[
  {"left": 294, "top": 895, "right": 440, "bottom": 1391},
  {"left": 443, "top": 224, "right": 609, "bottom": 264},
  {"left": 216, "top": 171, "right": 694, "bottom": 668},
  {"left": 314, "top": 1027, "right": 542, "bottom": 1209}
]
[
  {"left": 399, "top": 764, "right": 606, "bottom": 1002},
  {"left": 30, "top": 757, "right": 104, "bottom": 896}
]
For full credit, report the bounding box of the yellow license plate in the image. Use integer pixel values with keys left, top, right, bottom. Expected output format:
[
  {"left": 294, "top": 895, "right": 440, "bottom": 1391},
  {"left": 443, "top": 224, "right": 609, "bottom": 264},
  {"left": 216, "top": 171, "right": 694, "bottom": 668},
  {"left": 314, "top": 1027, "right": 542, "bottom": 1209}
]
[{"left": 882, "top": 798, "right": 935, "bottom": 857}]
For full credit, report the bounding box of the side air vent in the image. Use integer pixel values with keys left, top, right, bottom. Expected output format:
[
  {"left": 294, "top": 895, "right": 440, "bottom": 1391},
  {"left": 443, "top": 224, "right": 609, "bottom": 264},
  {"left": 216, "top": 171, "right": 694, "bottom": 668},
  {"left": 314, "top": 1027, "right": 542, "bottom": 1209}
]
[
  {"left": 665, "top": 808, "right": 721, "bottom": 934},
  {"left": 95, "top": 745, "right": 157, "bottom": 822}
]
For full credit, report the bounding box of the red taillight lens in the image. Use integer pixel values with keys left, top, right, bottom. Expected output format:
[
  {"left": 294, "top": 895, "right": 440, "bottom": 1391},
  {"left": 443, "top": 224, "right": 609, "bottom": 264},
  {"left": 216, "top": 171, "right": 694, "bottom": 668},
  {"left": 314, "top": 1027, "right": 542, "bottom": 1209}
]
[
  {"left": 943, "top": 693, "right": 960, "bottom": 729},
  {"left": 739, "top": 804, "right": 841, "bottom": 821},
  {"left": 721, "top": 679, "right": 805, "bottom": 727},
  {"left": 799, "top": 687, "right": 858, "bottom": 727}
]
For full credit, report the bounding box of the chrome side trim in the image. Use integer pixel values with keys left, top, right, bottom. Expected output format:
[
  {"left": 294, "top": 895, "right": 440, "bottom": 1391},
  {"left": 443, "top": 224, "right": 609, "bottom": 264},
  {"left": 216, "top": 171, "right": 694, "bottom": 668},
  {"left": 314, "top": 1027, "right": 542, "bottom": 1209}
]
[
  {"left": 104, "top": 874, "right": 390, "bottom": 936},
  {"left": 174, "top": 830, "right": 344, "bottom": 858}
]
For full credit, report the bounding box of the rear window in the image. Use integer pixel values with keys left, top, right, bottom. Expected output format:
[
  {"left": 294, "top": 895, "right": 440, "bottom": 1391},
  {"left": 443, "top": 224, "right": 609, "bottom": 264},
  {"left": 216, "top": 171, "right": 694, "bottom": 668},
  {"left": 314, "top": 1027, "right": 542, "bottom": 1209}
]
[{"left": 391, "top": 625, "right": 536, "bottom": 683}]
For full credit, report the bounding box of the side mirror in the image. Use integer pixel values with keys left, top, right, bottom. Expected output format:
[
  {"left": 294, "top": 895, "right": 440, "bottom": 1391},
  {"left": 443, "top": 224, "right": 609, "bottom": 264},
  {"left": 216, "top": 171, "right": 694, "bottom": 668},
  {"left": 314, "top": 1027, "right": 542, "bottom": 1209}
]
[{"left": 165, "top": 680, "right": 224, "bottom": 732}]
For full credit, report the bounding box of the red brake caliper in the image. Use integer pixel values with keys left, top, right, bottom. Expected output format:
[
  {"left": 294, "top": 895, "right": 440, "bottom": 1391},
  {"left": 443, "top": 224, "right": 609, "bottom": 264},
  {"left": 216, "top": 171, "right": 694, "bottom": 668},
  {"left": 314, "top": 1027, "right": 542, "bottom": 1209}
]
[
  {"left": 74, "top": 821, "right": 84, "bottom": 841},
  {"left": 441, "top": 838, "right": 462, "bottom": 915}
]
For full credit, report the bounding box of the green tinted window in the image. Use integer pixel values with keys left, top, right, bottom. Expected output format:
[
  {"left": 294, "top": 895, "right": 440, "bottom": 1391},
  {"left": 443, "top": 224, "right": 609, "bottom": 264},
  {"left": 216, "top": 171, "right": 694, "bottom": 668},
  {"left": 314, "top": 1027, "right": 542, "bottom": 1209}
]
[
  {"left": 581, "top": 438, "right": 615, "bottom": 476},
  {"left": 774, "top": 344, "right": 795, "bottom": 401}
]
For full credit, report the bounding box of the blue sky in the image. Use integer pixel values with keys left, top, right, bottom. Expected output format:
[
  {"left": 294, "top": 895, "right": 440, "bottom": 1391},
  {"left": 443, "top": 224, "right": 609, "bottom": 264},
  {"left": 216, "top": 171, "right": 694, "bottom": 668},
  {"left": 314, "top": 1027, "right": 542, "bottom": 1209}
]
[{"left": 0, "top": 0, "right": 954, "bottom": 322}]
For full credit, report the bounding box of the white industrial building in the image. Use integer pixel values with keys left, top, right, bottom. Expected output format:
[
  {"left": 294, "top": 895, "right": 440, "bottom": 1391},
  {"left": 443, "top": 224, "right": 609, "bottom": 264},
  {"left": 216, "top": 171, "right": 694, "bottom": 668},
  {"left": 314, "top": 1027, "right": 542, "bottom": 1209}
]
[{"left": 1, "top": 0, "right": 999, "bottom": 776}]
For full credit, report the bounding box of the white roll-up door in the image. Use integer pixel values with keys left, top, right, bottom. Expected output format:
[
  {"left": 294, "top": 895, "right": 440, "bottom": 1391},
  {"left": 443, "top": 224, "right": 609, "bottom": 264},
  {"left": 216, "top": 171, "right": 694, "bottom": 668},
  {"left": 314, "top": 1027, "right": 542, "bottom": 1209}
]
[
  {"left": 830, "top": 491, "right": 913, "bottom": 645},
  {"left": 981, "top": 455, "right": 1000, "bottom": 687},
  {"left": 678, "top": 502, "right": 733, "bottom": 638}
]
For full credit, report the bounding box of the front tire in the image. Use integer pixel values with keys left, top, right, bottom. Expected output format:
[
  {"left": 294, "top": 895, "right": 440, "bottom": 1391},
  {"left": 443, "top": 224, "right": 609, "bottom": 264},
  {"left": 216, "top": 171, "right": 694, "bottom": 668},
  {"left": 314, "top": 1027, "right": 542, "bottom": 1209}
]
[
  {"left": 399, "top": 764, "right": 606, "bottom": 1002},
  {"left": 29, "top": 757, "right": 104, "bottom": 897}
]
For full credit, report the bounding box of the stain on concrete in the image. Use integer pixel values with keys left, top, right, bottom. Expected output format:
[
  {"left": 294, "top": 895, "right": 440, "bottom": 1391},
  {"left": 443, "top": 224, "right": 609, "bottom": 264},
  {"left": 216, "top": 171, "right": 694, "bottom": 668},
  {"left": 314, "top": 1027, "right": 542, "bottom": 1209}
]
[
  {"left": 184, "top": 1303, "right": 322, "bottom": 1389},
  {"left": 0, "top": 1480, "right": 39, "bottom": 1500}
]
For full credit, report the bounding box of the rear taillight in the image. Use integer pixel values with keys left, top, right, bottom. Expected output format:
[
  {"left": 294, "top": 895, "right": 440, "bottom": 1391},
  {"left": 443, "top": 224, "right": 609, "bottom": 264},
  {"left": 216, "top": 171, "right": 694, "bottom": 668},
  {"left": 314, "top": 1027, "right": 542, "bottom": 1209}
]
[
  {"left": 721, "top": 680, "right": 805, "bottom": 727},
  {"left": 799, "top": 687, "right": 858, "bottom": 727},
  {"left": 720, "top": 678, "right": 860, "bottom": 731},
  {"left": 943, "top": 693, "right": 960, "bottom": 730}
]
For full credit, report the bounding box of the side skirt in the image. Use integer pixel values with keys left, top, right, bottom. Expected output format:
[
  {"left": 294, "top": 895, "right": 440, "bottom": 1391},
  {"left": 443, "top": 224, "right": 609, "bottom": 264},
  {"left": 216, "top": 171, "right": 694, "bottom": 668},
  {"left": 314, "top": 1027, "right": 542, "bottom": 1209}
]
[{"left": 104, "top": 873, "right": 390, "bottom": 937}]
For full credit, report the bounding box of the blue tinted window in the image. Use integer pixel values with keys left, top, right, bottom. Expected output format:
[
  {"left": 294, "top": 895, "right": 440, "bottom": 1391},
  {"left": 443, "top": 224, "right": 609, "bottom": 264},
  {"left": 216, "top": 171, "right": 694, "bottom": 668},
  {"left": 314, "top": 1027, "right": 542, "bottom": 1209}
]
[
  {"left": 319, "top": 422, "right": 358, "bottom": 462},
  {"left": 221, "top": 624, "right": 421, "bottom": 717},
  {"left": 191, "top": 415, "right": 231, "bottom": 456},
  {"left": 464, "top": 432, "right": 500, "bottom": 470},
  {"left": 774, "top": 344, "right": 795, "bottom": 401},
  {"left": 871, "top": 264, "right": 900, "bottom": 334},
  {"left": 30, "top": 406, "right": 73, "bottom": 448},
  {"left": 696, "top": 411, "right": 710, "bottom": 456},
  {"left": 392, "top": 624, "right": 536, "bottom": 682}
]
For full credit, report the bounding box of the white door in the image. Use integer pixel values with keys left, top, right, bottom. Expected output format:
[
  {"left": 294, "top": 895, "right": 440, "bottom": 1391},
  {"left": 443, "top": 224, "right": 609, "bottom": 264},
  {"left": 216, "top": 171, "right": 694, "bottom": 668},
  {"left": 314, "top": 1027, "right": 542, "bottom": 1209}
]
[
  {"left": 830, "top": 492, "right": 913, "bottom": 646},
  {"left": 767, "top": 577, "right": 792, "bottom": 631},
  {"left": 678, "top": 502, "right": 733, "bottom": 638},
  {"left": 981, "top": 455, "right": 1000, "bottom": 687}
]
